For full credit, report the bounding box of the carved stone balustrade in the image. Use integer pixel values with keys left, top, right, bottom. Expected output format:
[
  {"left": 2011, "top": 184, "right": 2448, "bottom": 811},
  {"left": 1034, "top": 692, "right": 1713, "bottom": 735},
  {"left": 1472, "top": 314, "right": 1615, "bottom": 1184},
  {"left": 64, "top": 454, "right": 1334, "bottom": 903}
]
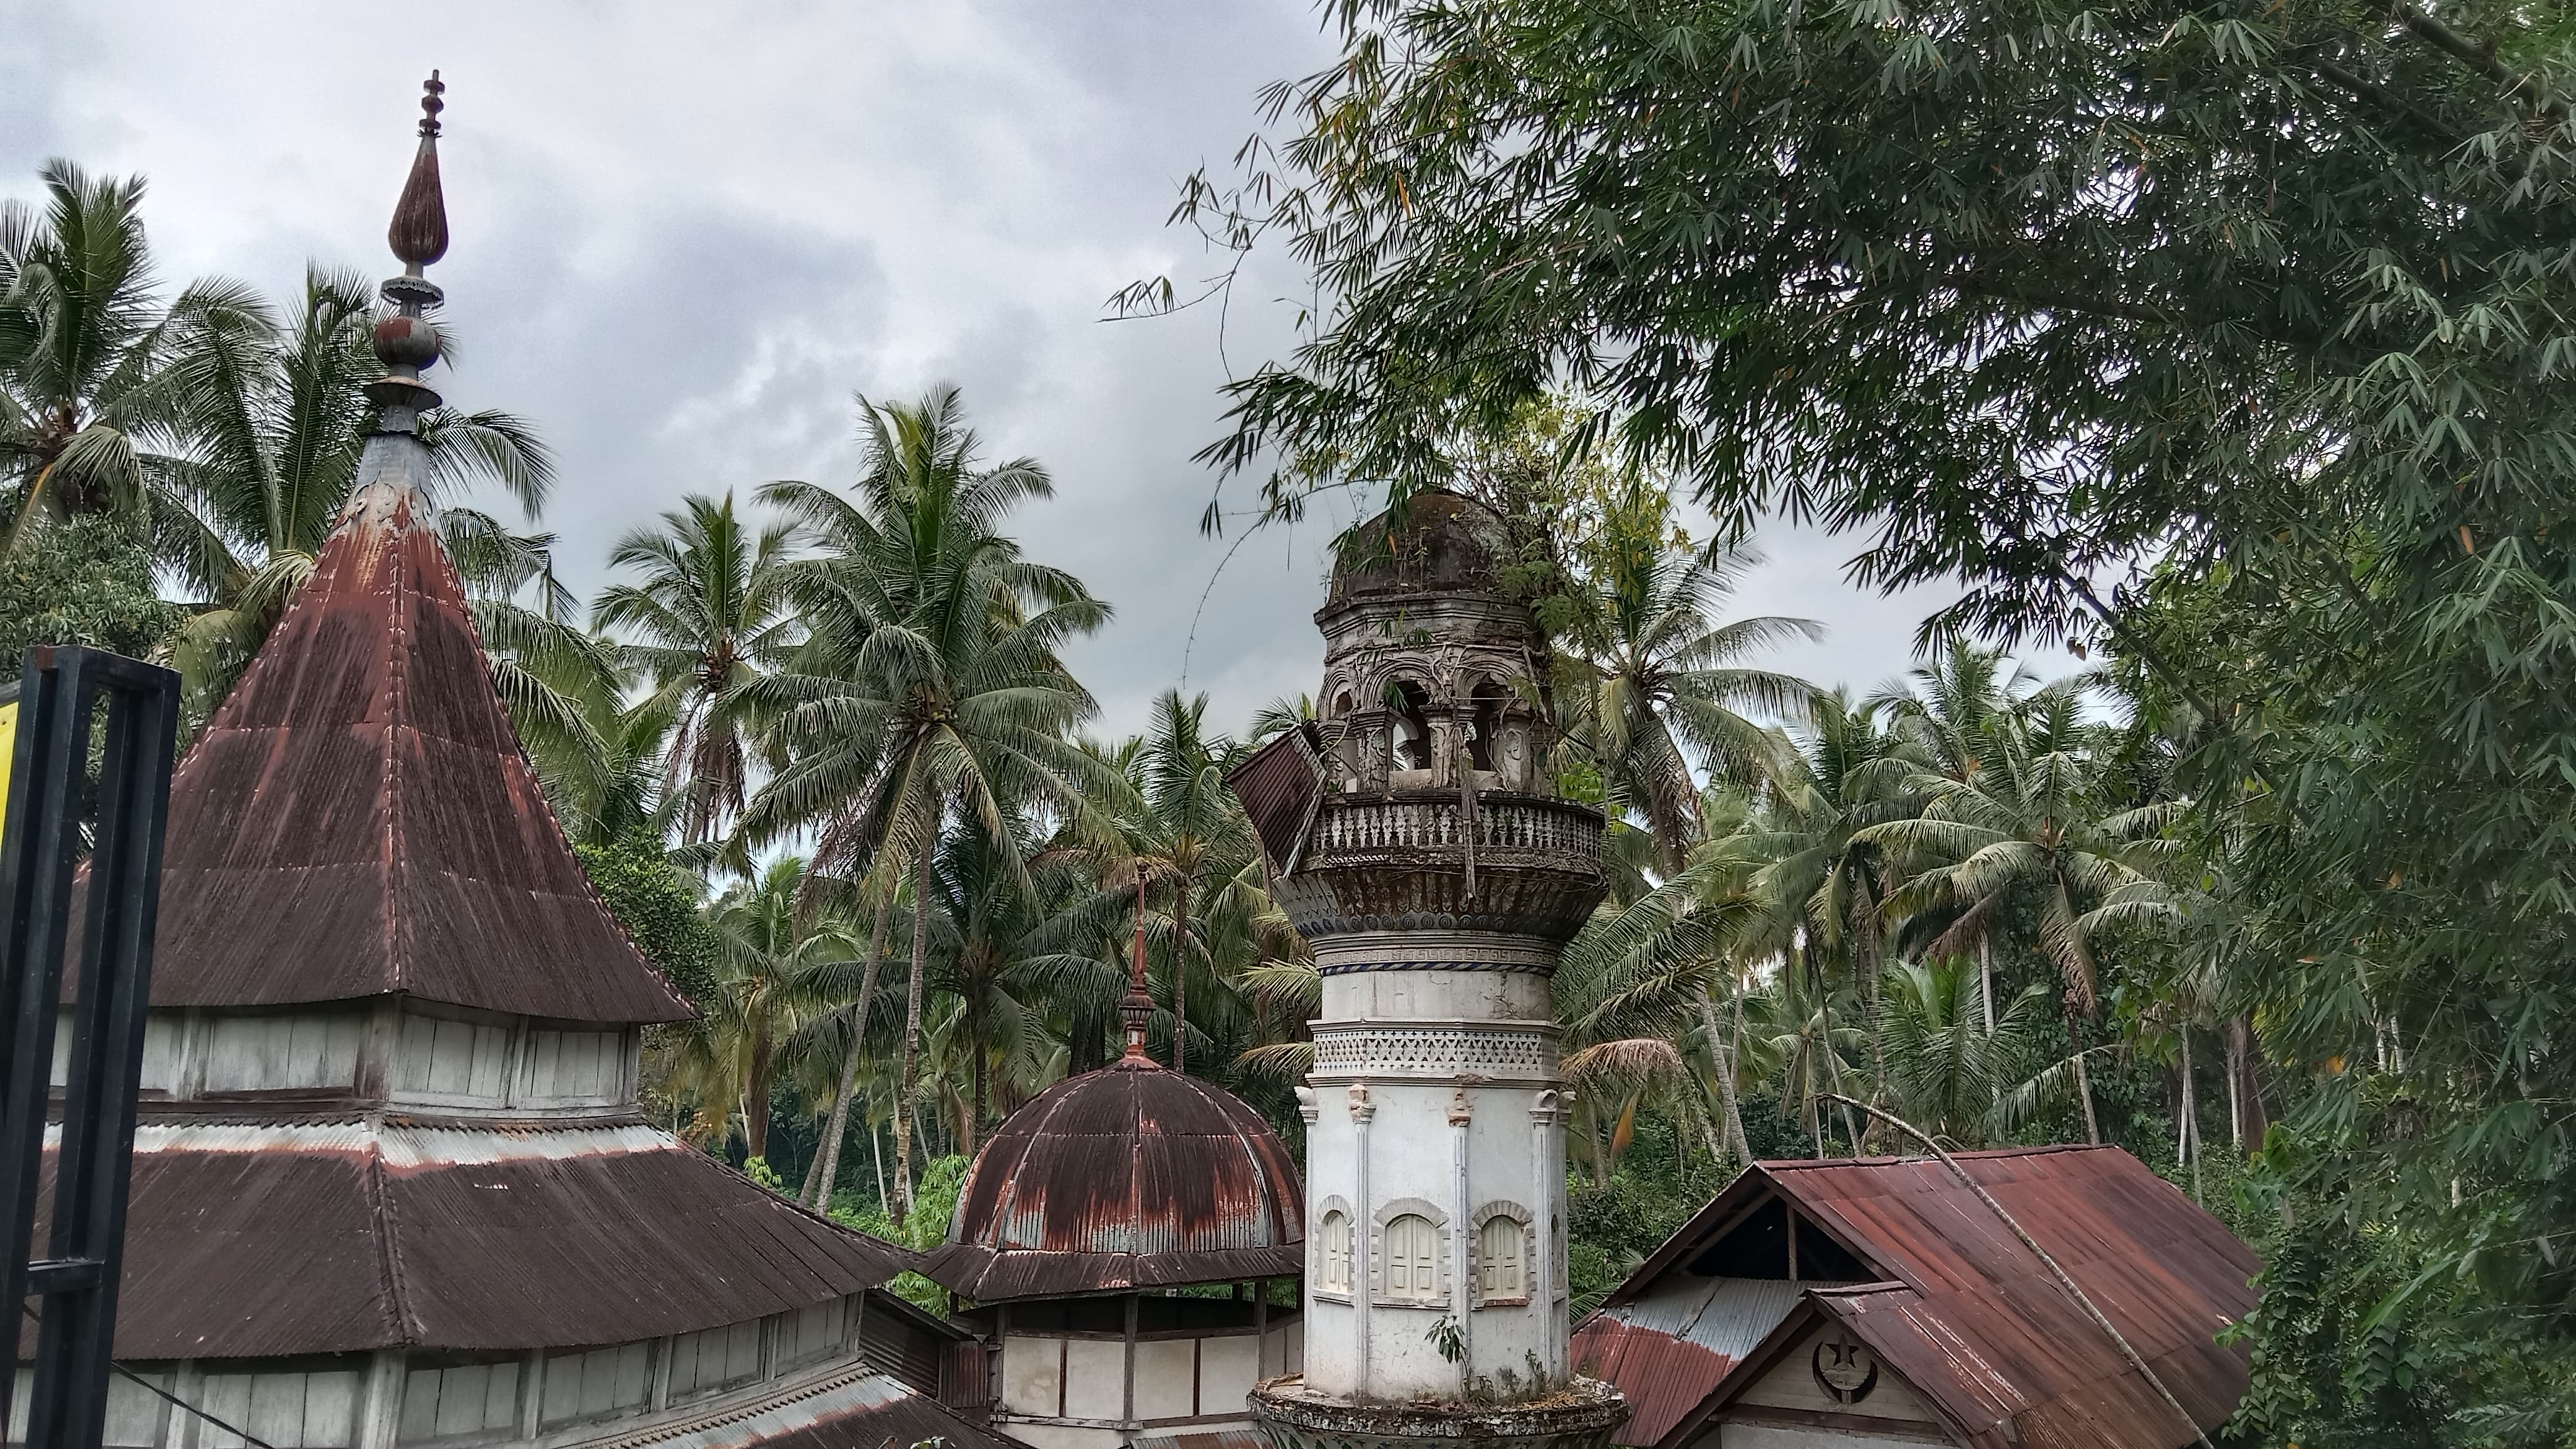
[{"left": 1271, "top": 791, "right": 1606, "bottom": 948}]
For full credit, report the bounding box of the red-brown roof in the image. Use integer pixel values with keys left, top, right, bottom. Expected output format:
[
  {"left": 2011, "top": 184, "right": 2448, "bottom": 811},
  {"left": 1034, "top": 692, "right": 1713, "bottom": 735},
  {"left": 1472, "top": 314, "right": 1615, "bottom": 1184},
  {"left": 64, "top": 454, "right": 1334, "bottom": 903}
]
[
  {"left": 654, "top": 1365, "right": 1024, "bottom": 1449},
  {"left": 920, "top": 1061, "right": 1303, "bottom": 1302},
  {"left": 24, "top": 1125, "right": 910, "bottom": 1359},
  {"left": 1569, "top": 1315, "right": 1734, "bottom": 1447},
  {"left": 137, "top": 460, "right": 690, "bottom": 1024},
  {"left": 1588, "top": 1146, "right": 2258, "bottom": 1449}
]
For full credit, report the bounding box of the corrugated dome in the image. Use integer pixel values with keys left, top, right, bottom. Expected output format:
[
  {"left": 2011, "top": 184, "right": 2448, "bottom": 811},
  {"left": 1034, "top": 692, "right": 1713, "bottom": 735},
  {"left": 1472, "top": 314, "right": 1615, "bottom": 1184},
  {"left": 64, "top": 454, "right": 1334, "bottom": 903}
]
[
  {"left": 1323, "top": 487, "right": 1516, "bottom": 607},
  {"left": 918, "top": 1060, "right": 1305, "bottom": 1303}
]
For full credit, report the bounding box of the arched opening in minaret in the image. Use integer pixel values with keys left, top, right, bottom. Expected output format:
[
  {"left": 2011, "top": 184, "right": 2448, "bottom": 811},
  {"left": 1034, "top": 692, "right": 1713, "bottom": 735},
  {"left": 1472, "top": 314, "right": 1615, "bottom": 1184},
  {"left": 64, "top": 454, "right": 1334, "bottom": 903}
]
[
  {"left": 1466, "top": 677, "right": 1508, "bottom": 773},
  {"left": 1389, "top": 680, "right": 1433, "bottom": 775}
]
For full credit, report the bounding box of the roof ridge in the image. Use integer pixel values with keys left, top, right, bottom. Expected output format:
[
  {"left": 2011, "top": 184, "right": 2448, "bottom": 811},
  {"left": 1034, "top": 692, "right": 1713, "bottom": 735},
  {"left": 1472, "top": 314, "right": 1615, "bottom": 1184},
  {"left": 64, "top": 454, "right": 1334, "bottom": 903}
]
[
  {"left": 375, "top": 461, "right": 416, "bottom": 998},
  {"left": 364, "top": 1143, "right": 423, "bottom": 1346}
]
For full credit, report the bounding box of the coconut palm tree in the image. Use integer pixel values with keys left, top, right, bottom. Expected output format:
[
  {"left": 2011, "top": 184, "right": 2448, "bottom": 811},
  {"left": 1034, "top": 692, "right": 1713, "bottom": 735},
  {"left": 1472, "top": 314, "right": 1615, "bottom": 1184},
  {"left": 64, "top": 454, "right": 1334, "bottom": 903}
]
[
  {"left": 1554, "top": 800, "right": 1770, "bottom": 1168},
  {"left": 1867, "top": 637, "right": 2040, "bottom": 781},
  {"left": 593, "top": 492, "right": 801, "bottom": 845},
  {"left": 1856, "top": 685, "right": 2174, "bottom": 1143},
  {"left": 0, "top": 160, "right": 269, "bottom": 559},
  {"left": 1105, "top": 691, "right": 1269, "bottom": 1075},
  {"left": 1556, "top": 524, "right": 1821, "bottom": 872},
  {"left": 1741, "top": 694, "right": 1926, "bottom": 1123},
  {"left": 1744, "top": 952, "right": 1867, "bottom": 1157},
  {"left": 738, "top": 386, "right": 1110, "bottom": 1225},
  {"left": 699, "top": 856, "right": 862, "bottom": 1165},
  {"left": 1246, "top": 692, "right": 1316, "bottom": 742},
  {"left": 1876, "top": 959, "right": 2050, "bottom": 1147},
  {"left": 1866, "top": 637, "right": 2042, "bottom": 1022},
  {"left": 919, "top": 816, "right": 1128, "bottom": 1147}
]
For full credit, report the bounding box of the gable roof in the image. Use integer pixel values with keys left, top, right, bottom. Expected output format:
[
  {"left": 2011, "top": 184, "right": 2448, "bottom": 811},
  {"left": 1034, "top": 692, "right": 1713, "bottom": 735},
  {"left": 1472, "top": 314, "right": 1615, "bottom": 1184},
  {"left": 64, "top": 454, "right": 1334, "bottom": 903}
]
[
  {"left": 134, "top": 442, "right": 691, "bottom": 1024},
  {"left": 1586, "top": 1146, "right": 2258, "bottom": 1449}
]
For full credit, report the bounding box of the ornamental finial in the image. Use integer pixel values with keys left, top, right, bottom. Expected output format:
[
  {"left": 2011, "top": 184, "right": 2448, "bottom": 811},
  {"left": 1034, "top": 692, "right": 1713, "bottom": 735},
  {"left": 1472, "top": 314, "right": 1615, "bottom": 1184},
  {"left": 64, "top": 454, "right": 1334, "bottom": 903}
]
[
  {"left": 370, "top": 72, "right": 449, "bottom": 420},
  {"left": 388, "top": 72, "right": 450, "bottom": 269},
  {"left": 1119, "top": 867, "right": 1159, "bottom": 1067}
]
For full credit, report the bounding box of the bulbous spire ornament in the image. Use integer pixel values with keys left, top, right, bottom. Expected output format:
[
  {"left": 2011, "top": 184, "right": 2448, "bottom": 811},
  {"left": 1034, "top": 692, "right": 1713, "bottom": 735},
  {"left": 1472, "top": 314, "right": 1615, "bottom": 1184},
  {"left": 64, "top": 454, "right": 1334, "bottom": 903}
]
[
  {"left": 1118, "top": 868, "right": 1159, "bottom": 1067},
  {"left": 368, "top": 72, "right": 450, "bottom": 421}
]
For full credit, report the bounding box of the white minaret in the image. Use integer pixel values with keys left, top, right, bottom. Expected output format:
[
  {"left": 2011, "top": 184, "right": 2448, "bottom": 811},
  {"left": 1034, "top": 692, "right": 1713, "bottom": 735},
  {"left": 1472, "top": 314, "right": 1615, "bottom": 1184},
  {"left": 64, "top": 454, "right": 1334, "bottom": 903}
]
[{"left": 1242, "top": 492, "right": 1624, "bottom": 1449}]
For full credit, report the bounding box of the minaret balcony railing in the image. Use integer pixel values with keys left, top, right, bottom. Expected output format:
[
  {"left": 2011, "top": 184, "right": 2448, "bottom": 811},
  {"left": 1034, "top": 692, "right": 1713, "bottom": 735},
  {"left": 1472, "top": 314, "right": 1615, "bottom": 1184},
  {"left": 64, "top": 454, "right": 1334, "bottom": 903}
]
[{"left": 1303, "top": 793, "right": 1603, "bottom": 868}]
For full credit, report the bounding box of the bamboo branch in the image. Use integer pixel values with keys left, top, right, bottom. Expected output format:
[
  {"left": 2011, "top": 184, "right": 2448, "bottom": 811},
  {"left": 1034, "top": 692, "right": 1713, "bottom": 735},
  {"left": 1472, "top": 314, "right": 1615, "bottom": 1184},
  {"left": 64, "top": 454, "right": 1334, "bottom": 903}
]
[{"left": 2372, "top": 1, "right": 2567, "bottom": 119}]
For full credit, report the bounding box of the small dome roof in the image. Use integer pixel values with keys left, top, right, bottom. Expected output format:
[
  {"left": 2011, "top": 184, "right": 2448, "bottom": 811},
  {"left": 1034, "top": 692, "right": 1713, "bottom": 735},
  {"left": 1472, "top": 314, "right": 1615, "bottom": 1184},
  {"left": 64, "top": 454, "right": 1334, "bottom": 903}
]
[
  {"left": 919, "top": 1061, "right": 1305, "bottom": 1302},
  {"left": 1325, "top": 488, "right": 1515, "bottom": 606}
]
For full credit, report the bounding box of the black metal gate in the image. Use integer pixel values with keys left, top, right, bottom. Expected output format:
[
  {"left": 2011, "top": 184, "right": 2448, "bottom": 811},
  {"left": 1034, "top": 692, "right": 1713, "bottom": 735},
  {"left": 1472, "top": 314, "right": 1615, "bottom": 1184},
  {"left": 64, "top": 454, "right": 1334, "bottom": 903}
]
[{"left": 0, "top": 646, "right": 181, "bottom": 1449}]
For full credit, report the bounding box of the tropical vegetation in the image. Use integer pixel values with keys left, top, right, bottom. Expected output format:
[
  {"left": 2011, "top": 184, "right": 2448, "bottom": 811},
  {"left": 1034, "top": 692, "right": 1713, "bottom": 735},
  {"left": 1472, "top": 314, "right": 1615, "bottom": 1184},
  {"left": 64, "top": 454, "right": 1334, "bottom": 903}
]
[{"left": 18, "top": 6, "right": 2576, "bottom": 1422}]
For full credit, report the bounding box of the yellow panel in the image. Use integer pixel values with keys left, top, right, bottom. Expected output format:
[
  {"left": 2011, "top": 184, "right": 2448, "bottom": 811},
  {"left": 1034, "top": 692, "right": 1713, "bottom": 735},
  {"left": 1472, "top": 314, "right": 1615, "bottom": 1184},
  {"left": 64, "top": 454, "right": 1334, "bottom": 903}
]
[{"left": 0, "top": 695, "right": 17, "bottom": 840}]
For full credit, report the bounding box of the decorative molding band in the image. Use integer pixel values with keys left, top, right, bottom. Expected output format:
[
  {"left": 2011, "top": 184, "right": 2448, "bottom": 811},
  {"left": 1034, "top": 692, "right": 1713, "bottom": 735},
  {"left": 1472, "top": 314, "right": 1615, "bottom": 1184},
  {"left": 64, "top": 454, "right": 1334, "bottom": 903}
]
[
  {"left": 1311, "top": 1025, "right": 1557, "bottom": 1079},
  {"left": 1318, "top": 960, "right": 1554, "bottom": 977},
  {"left": 1313, "top": 929, "right": 1562, "bottom": 973}
]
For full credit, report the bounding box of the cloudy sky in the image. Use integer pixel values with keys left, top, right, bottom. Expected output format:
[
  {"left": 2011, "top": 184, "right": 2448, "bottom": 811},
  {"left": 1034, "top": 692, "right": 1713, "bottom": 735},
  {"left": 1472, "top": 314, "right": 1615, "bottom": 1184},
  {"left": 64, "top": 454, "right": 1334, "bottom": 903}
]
[{"left": 2, "top": 1, "right": 2060, "bottom": 739}]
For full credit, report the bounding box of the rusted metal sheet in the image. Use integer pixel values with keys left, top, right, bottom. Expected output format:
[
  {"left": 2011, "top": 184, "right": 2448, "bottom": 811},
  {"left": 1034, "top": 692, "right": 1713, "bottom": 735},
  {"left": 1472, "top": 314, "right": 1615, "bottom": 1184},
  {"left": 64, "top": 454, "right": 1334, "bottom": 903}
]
[
  {"left": 1224, "top": 726, "right": 1323, "bottom": 876},
  {"left": 1572, "top": 1277, "right": 1824, "bottom": 1445},
  {"left": 1594, "top": 1147, "right": 2257, "bottom": 1449},
  {"left": 1569, "top": 1318, "right": 1731, "bottom": 1447},
  {"left": 23, "top": 1128, "right": 912, "bottom": 1358},
  {"left": 577, "top": 1364, "right": 1024, "bottom": 1449},
  {"left": 921, "top": 1063, "right": 1303, "bottom": 1303},
  {"left": 1126, "top": 1427, "right": 1272, "bottom": 1449},
  {"left": 858, "top": 1286, "right": 965, "bottom": 1399},
  {"left": 80, "top": 479, "right": 689, "bottom": 1025}
]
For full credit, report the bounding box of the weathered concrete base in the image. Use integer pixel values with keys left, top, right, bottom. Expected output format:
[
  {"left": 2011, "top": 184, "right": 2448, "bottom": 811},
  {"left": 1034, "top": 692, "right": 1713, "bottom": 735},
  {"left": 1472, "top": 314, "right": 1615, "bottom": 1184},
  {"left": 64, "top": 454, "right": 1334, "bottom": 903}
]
[{"left": 1248, "top": 1375, "right": 1627, "bottom": 1449}]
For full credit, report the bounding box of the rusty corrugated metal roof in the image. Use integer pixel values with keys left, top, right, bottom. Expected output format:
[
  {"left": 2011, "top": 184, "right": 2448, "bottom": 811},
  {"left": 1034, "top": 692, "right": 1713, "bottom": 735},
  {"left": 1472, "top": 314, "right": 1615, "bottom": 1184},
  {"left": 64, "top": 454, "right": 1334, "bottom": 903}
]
[
  {"left": 1572, "top": 1276, "right": 1837, "bottom": 1445},
  {"left": 919, "top": 1062, "right": 1303, "bottom": 1302},
  {"left": 573, "top": 1362, "right": 1022, "bottom": 1449},
  {"left": 1127, "top": 1427, "right": 1271, "bottom": 1449},
  {"left": 1224, "top": 727, "right": 1323, "bottom": 876},
  {"left": 1591, "top": 1147, "right": 2257, "bottom": 1449},
  {"left": 23, "top": 1124, "right": 911, "bottom": 1358},
  {"left": 112, "top": 461, "right": 690, "bottom": 1024}
]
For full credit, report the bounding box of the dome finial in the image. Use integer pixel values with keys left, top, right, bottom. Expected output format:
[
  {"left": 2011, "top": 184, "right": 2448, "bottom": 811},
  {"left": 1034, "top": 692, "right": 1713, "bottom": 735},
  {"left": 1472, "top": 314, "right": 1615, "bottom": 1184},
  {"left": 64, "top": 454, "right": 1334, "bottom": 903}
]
[
  {"left": 369, "top": 71, "right": 450, "bottom": 423},
  {"left": 1119, "top": 866, "right": 1158, "bottom": 1067}
]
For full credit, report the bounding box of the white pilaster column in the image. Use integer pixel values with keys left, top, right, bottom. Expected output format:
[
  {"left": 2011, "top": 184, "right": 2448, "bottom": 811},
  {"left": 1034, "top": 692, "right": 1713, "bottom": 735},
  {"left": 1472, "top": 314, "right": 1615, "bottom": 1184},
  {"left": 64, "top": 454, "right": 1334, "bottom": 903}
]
[
  {"left": 1530, "top": 1089, "right": 1557, "bottom": 1375},
  {"left": 1552, "top": 1091, "right": 1575, "bottom": 1368},
  {"left": 1349, "top": 1082, "right": 1375, "bottom": 1398},
  {"left": 1449, "top": 1086, "right": 1474, "bottom": 1380}
]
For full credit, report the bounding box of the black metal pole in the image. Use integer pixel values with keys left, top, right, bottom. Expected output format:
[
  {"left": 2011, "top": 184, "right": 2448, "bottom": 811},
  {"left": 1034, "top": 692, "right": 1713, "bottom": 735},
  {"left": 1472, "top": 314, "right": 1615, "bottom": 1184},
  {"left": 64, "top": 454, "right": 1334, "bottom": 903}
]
[{"left": 0, "top": 646, "right": 180, "bottom": 1449}]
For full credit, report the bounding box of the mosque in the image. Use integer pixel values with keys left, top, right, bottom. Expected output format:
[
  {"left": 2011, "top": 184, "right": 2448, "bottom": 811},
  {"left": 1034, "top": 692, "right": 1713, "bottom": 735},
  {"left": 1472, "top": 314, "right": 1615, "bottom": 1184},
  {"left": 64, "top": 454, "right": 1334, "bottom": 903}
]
[{"left": 15, "top": 72, "right": 2258, "bottom": 1449}]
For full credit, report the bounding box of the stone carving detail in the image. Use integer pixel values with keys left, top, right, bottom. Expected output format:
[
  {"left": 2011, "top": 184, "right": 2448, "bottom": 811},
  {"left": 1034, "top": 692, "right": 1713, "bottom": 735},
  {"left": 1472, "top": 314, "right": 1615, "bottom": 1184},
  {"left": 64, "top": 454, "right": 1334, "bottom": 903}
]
[{"left": 1312, "top": 1025, "right": 1554, "bottom": 1079}]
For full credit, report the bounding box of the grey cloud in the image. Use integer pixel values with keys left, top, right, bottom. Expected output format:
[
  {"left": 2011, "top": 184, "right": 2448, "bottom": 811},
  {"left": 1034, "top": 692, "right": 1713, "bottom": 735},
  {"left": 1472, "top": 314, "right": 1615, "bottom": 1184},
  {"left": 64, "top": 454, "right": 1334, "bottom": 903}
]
[{"left": 1, "top": 0, "right": 2063, "bottom": 756}]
